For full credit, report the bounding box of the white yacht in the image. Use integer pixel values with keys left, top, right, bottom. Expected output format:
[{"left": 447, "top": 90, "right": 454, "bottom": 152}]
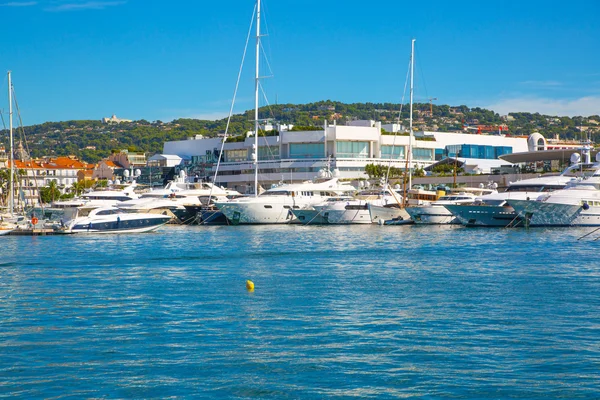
[
  {"left": 367, "top": 187, "right": 440, "bottom": 225},
  {"left": 291, "top": 195, "right": 354, "bottom": 225},
  {"left": 306, "top": 188, "right": 403, "bottom": 224},
  {"left": 444, "top": 161, "right": 593, "bottom": 227},
  {"left": 214, "top": 172, "right": 357, "bottom": 224},
  {"left": 508, "top": 154, "right": 600, "bottom": 226},
  {"left": 52, "top": 183, "right": 140, "bottom": 209},
  {"left": 117, "top": 178, "right": 239, "bottom": 223},
  {"left": 406, "top": 186, "right": 498, "bottom": 224},
  {"left": 59, "top": 206, "right": 171, "bottom": 234}
]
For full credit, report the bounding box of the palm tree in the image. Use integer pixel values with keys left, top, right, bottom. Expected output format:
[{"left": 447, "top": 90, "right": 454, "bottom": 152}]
[{"left": 48, "top": 180, "right": 58, "bottom": 203}]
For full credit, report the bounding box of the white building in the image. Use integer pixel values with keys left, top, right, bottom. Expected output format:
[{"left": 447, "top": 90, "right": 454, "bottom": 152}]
[
  {"left": 102, "top": 114, "right": 132, "bottom": 124},
  {"left": 163, "top": 120, "right": 530, "bottom": 191},
  {"left": 148, "top": 154, "right": 184, "bottom": 168}
]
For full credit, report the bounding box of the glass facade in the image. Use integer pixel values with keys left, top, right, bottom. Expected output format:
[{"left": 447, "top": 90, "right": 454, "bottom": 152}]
[
  {"left": 258, "top": 146, "right": 280, "bottom": 160},
  {"left": 290, "top": 143, "right": 324, "bottom": 159},
  {"left": 381, "top": 145, "right": 405, "bottom": 159},
  {"left": 336, "top": 141, "right": 369, "bottom": 158},
  {"left": 435, "top": 148, "right": 445, "bottom": 161},
  {"left": 445, "top": 144, "right": 513, "bottom": 159},
  {"left": 413, "top": 148, "right": 434, "bottom": 161}
]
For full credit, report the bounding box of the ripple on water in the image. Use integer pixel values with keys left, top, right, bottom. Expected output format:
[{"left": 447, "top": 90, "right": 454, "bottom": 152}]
[{"left": 1, "top": 225, "right": 599, "bottom": 398}]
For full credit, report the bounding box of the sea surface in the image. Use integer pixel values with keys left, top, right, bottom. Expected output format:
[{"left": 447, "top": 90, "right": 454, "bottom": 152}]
[{"left": 1, "top": 224, "right": 599, "bottom": 399}]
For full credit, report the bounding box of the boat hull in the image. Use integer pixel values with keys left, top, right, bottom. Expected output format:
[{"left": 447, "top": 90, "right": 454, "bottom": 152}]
[
  {"left": 291, "top": 209, "right": 328, "bottom": 225},
  {"left": 216, "top": 202, "right": 299, "bottom": 224},
  {"left": 368, "top": 204, "right": 412, "bottom": 225},
  {"left": 508, "top": 199, "right": 591, "bottom": 226},
  {"left": 66, "top": 214, "right": 171, "bottom": 234},
  {"left": 444, "top": 204, "right": 521, "bottom": 227},
  {"left": 405, "top": 206, "right": 458, "bottom": 224}
]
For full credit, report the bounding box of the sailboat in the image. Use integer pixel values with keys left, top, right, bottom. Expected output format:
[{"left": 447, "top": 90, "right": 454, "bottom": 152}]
[
  {"left": 214, "top": 0, "right": 356, "bottom": 224},
  {"left": 368, "top": 40, "right": 417, "bottom": 225},
  {"left": 1, "top": 71, "right": 18, "bottom": 234}
]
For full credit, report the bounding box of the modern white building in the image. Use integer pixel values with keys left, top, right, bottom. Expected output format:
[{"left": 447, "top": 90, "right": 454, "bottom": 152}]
[
  {"left": 147, "top": 154, "right": 184, "bottom": 168},
  {"left": 163, "top": 120, "right": 530, "bottom": 191}
]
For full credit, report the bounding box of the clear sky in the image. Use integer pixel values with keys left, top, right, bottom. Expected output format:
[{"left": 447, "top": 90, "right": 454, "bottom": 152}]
[{"left": 1, "top": 0, "right": 599, "bottom": 125}]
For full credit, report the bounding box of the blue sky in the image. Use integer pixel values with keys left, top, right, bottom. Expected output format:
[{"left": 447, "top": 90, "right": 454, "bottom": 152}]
[{"left": 1, "top": 0, "right": 599, "bottom": 125}]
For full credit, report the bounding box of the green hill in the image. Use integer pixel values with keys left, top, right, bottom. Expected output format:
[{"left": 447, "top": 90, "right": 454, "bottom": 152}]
[{"left": 1, "top": 101, "right": 598, "bottom": 163}]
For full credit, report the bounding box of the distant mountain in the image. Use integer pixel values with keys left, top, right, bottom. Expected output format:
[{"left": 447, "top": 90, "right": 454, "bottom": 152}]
[{"left": 1, "top": 101, "right": 598, "bottom": 163}]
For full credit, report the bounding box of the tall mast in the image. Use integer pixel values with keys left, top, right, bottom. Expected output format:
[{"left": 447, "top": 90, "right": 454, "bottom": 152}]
[
  {"left": 408, "top": 39, "right": 415, "bottom": 190},
  {"left": 8, "top": 71, "right": 14, "bottom": 216},
  {"left": 254, "top": 0, "right": 261, "bottom": 197}
]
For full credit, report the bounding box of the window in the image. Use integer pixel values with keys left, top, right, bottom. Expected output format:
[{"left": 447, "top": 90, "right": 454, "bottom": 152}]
[
  {"left": 381, "top": 145, "right": 405, "bottom": 159},
  {"left": 336, "top": 141, "right": 369, "bottom": 158},
  {"left": 289, "top": 143, "right": 324, "bottom": 159},
  {"left": 258, "top": 146, "right": 280, "bottom": 160},
  {"left": 224, "top": 149, "right": 248, "bottom": 162},
  {"left": 413, "top": 148, "right": 433, "bottom": 161}
]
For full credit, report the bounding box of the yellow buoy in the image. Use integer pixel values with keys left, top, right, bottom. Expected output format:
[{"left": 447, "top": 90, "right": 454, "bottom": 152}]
[{"left": 246, "top": 280, "right": 255, "bottom": 292}]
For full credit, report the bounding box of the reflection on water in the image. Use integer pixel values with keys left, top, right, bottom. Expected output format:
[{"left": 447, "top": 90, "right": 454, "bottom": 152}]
[{"left": 1, "top": 225, "right": 599, "bottom": 398}]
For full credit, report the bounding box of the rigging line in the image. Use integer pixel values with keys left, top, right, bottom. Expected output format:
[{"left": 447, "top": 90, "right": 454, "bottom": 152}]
[
  {"left": 384, "top": 56, "right": 411, "bottom": 187},
  {"left": 259, "top": 40, "right": 275, "bottom": 80},
  {"left": 256, "top": 82, "right": 278, "bottom": 161},
  {"left": 208, "top": 2, "right": 256, "bottom": 203},
  {"left": 414, "top": 45, "right": 429, "bottom": 101},
  {"left": 260, "top": 0, "right": 275, "bottom": 77},
  {"left": 12, "top": 85, "right": 44, "bottom": 214}
]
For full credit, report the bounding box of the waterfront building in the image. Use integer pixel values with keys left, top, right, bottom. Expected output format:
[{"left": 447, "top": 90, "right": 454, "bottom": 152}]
[
  {"left": 163, "top": 120, "right": 530, "bottom": 192},
  {"left": 108, "top": 150, "right": 146, "bottom": 168},
  {"left": 8, "top": 156, "right": 91, "bottom": 207}
]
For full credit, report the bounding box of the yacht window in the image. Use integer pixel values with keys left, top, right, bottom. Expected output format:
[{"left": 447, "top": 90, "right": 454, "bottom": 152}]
[
  {"left": 261, "top": 191, "right": 289, "bottom": 197},
  {"left": 96, "top": 209, "right": 118, "bottom": 216},
  {"left": 264, "top": 205, "right": 273, "bottom": 208},
  {"left": 345, "top": 204, "right": 368, "bottom": 210}
]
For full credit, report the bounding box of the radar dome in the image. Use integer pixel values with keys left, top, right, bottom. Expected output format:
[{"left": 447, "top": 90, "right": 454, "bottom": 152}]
[
  {"left": 596, "top": 152, "right": 600, "bottom": 162},
  {"left": 123, "top": 169, "right": 130, "bottom": 177},
  {"left": 570, "top": 153, "right": 581, "bottom": 164},
  {"left": 179, "top": 170, "right": 186, "bottom": 179},
  {"left": 135, "top": 169, "right": 141, "bottom": 177}
]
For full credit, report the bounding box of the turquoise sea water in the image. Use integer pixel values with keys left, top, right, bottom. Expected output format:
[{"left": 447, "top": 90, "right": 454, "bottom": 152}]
[{"left": 1, "top": 225, "right": 599, "bottom": 399}]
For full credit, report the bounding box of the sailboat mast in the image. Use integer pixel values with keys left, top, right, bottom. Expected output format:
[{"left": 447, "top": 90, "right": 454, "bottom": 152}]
[
  {"left": 254, "top": 0, "right": 261, "bottom": 197},
  {"left": 408, "top": 39, "right": 415, "bottom": 190},
  {"left": 8, "top": 71, "right": 14, "bottom": 216}
]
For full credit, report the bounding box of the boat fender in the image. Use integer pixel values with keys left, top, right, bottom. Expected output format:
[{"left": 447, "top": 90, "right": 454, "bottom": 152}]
[
  {"left": 582, "top": 202, "right": 590, "bottom": 210},
  {"left": 246, "top": 280, "right": 255, "bottom": 292}
]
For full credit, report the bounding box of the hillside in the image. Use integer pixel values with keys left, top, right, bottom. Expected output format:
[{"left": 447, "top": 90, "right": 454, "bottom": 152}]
[{"left": 1, "top": 101, "right": 599, "bottom": 163}]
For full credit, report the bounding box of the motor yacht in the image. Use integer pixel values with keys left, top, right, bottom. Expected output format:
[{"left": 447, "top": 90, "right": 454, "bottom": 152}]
[
  {"left": 59, "top": 206, "right": 171, "bottom": 234},
  {"left": 214, "top": 175, "right": 357, "bottom": 224},
  {"left": 444, "top": 160, "right": 594, "bottom": 227},
  {"left": 508, "top": 154, "right": 600, "bottom": 226},
  {"left": 117, "top": 172, "right": 240, "bottom": 223},
  {"left": 406, "top": 186, "right": 497, "bottom": 224},
  {"left": 367, "top": 186, "right": 440, "bottom": 225},
  {"left": 299, "top": 188, "right": 403, "bottom": 225}
]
